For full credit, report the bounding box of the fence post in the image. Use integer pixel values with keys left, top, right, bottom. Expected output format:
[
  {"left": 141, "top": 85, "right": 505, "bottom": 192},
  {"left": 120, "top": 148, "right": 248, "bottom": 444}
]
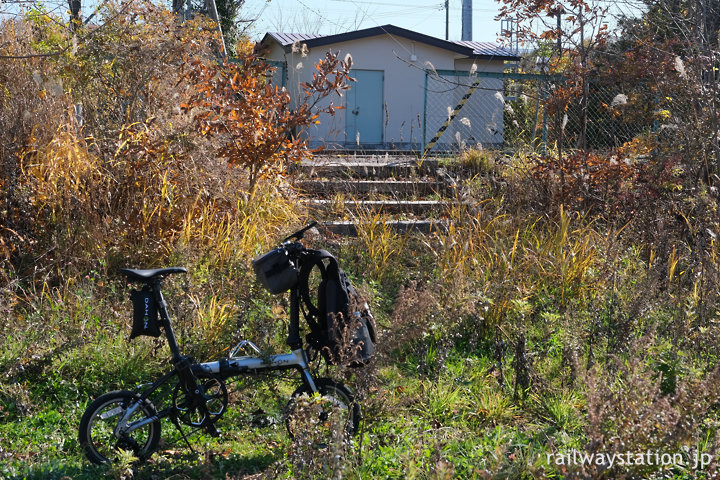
[
  {"left": 423, "top": 74, "right": 483, "bottom": 157},
  {"left": 541, "top": 84, "right": 549, "bottom": 153},
  {"left": 422, "top": 70, "right": 428, "bottom": 156},
  {"left": 532, "top": 81, "right": 542, "bottom": 147}
]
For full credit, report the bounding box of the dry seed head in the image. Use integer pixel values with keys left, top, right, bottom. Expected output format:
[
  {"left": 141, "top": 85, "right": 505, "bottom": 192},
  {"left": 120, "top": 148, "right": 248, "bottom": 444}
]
[
  {"left": 674, "top": 56, "right": 687, "bottom": 79},
  {"left": 455, "top": 132, "right": 466, "bottom": 150},
  {"left": 424, "top": 60, "right": 437, "bottom": 76},
  {"left": 611, "top": 93, "right": 628, "bottom": 107}
]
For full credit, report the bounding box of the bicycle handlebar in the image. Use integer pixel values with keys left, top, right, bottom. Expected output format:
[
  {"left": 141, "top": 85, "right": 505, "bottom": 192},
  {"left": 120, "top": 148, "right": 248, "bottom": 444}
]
[{"left": 282, "top": 221, "right": 318, "bottom": 244}]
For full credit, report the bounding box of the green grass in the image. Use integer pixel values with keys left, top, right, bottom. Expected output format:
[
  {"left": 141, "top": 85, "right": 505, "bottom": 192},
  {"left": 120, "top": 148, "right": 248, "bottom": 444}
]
[
  {"left": 0, "top": 344, "right": 585, "bottom": 480},
  {"left": 4, "top": 217, "right": 719, "bottom": 480}
]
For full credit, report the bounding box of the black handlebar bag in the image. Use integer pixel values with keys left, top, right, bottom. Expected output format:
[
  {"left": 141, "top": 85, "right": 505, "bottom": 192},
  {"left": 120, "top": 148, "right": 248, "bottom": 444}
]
[
  {"left": 252, "top": 248, "right": 299, "bottom": 294},
  {"left": 130, "top": 286, "right": 161, "bottom": 339}
]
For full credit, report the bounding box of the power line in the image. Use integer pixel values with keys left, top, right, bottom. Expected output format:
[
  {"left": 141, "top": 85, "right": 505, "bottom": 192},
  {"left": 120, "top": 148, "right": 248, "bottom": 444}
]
[
  {"left": 244, "top": 0, "right": 508, "bottom": 42},
  {"left": 329, "top": 0, "right": 443, "bottom": 8},
  {"left": 293, "top": 0, "right": 348, "bottom": 29}
]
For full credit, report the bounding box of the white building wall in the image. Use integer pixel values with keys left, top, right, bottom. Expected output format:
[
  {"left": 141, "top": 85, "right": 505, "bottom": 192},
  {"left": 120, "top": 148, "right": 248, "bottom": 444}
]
[{"left": 264, "top": 34, "right": 509, "bottom": 149}]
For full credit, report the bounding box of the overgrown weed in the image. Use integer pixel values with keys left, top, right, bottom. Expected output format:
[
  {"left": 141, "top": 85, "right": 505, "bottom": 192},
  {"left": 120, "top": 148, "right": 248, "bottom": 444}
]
[
  {"left": 7, "top": 3, "right": 720, "bottom": 478},
  {"left": 352, "top": 207, "right": 408, "bottom": 283}
]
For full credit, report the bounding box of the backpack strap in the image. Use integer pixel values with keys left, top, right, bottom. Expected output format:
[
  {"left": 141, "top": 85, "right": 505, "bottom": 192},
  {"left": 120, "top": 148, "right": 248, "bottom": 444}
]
[{"left": 298, "top": 249, "right": 338, "bottom": 326}]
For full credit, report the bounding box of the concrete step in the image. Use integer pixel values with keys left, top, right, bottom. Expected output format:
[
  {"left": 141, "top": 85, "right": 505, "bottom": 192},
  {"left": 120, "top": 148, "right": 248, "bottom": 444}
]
[
  {"left": 295, "top": 158, "right": 441, "bottom": 179},
  {"left": 305, "top": 199, "right": 449, "bottom": 215},
  {"left": 295, "top": 179, "right": 446, "bottom": 197},
  {"left": 321, "top": 220, "right": 446, "bottom": 236}
]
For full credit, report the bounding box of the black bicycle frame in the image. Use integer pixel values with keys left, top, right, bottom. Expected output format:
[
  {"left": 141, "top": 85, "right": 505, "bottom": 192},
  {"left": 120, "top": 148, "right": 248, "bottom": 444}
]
[{"left": 135, "top": 260, "right": 317, "bottom": 410}]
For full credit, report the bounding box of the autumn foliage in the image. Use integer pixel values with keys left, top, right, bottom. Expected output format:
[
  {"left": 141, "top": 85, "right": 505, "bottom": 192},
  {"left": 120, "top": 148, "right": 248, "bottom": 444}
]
[
  {"left": 0, "top": 1, "right": 352, "bottom": 287},
  {"left": 182, "top": 49, "right": 353, "bottom": 192}
]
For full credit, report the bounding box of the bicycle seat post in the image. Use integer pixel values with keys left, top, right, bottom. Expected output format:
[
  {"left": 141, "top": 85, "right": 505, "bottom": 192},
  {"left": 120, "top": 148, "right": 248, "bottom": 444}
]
[{"left": 151, "top": 277, "right": 183, "bottom": 363}]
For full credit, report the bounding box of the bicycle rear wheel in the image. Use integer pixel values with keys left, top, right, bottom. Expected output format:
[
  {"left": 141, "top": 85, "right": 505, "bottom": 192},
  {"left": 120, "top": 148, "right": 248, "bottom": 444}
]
[{"left": 78, "top": 390, "right": 161, "bottom": 464}]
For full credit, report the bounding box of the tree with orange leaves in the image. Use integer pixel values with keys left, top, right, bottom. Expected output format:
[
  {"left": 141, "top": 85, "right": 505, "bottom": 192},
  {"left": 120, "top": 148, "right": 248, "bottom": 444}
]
[{"left": 182, "top": 44, "right": 354, "bottom": 195}]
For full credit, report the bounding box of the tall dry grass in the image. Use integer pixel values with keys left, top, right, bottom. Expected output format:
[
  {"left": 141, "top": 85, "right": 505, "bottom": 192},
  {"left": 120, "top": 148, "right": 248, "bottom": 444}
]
[
  {"left": 352, "top": 207, "right": 408, "bottom": 282},
  {"left": 0, "top": 4, "right": 306, "bottom": 376},
  {"left": 422, "top": 197, "right": 606, "bottom": 343}
]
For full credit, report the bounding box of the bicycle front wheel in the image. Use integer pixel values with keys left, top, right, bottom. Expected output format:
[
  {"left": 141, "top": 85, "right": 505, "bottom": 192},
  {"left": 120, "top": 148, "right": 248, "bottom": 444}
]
[
  {"left": 78, "top": 390, "right": 161, "bottom": 464},
  {"left": 286, "top": 378, "right": 361, "bottom": 443}
]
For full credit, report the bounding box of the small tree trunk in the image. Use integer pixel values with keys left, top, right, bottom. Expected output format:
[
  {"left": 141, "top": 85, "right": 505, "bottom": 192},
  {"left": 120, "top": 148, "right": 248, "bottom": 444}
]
[
  {"left": 579, "top": 73, "right": 589, "bottom": 149},
  {"left": 68, "top": 0, "right": 81, "bottom": 32}
]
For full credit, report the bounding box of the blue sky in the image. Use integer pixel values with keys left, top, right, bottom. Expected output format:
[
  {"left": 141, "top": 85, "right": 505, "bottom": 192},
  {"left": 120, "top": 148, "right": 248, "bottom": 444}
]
[
  {"left": 0, "top": 0, "right": 506, "bottom": 43},
  {"left": 0, "top": 0, "right": 642, "bottom": 47},
  {"left": 241, "top": 0, "right": 507, "bottom": 43}
]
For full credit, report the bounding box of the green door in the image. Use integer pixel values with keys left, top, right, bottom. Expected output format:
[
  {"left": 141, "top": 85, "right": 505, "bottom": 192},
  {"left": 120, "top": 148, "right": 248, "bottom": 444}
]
[{"left": 346, "top": 70, "right": 384, "bottom": 146}]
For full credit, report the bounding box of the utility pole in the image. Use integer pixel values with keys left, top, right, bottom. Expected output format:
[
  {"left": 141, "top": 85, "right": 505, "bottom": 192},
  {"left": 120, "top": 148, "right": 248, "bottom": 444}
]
[
  {"left": 445, "top": 0, "right": 449, "bottom": 40},
  {"left": 545, "top": 6, "right": 563, "bottom": 59},
  {"left": 461, "top": 0, "right": 472, "bottom": 41},
  {"left": 554, "top": 6, "right": 563, "bottom": 59}
]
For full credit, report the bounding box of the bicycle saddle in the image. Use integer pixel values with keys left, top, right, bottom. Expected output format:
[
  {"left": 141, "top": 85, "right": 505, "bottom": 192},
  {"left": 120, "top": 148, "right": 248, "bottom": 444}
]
[{"left": 119, "top": 267, "right": 187, "bottom": 282}]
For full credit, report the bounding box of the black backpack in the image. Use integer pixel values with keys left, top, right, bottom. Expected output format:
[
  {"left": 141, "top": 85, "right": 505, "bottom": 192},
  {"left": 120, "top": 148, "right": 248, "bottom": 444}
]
[{"left": 299, "top": 250, "right": 376, "bottom": 367}]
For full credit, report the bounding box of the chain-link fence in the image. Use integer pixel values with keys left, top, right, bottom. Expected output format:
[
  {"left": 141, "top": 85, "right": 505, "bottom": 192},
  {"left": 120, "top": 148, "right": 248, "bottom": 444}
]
[{"left": 423, "top": 70, "right": 651, "bottom": 155}]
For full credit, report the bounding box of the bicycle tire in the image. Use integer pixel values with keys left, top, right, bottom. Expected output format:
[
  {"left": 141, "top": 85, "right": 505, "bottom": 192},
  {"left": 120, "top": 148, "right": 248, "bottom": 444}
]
[
  {"left": 78, "top": 390, "right": 161, "bottom": 464},
  {"left": 285, "top": 378, "right": 361, "bottom": 442}
]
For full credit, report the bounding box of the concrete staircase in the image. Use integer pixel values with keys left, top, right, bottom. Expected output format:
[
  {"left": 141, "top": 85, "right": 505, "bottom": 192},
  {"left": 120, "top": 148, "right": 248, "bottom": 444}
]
[{"left": 291, "top": 154, "right": 453, "bottom": 236}]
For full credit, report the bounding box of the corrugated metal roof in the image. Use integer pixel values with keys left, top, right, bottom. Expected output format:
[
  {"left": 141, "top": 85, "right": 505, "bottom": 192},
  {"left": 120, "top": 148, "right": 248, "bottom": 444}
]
[
  {"left": 263, "top": 25, "right": 519, "bottom": 61},
  {"left": 450, "top": 40, "right": 517, "bottom": 58},
  {"left": 267, "top": 32, "right": 323, "bottom": 46}
]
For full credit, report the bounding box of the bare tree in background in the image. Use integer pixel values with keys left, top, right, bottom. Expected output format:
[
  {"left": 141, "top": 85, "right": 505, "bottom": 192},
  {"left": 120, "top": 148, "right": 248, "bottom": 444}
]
[
  {"left": 497, "top": 0, "right": 611, "bottom": 150},
  {"left": 68, "top": 0, "right": 80, "bottom": 28},
  {"left": 265, "top": 6, "right": 370, "bottom": 35}
]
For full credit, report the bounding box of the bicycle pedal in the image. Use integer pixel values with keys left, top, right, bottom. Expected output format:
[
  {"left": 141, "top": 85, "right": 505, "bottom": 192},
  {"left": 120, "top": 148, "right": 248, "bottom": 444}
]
[{"left": 206, "top": 424, "right": 221, "bottom": 437}]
